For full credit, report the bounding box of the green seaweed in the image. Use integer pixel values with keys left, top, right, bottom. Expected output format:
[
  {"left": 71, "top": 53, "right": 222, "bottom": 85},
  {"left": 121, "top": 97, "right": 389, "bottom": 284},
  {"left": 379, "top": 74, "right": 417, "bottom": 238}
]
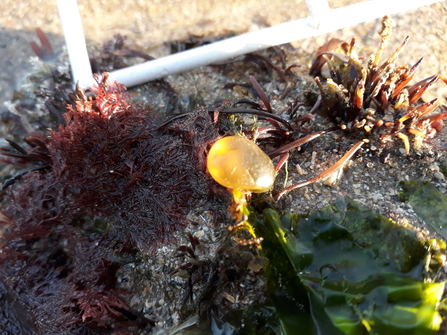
[
  {"left": 256, "top": 199, "right": 445, "bottom": 335},
  {"left": 220, "top": 305, "right": 280, "bottom": 335},
  {"left": 399, "top": 180, "right": 447, "bottom": 240}
]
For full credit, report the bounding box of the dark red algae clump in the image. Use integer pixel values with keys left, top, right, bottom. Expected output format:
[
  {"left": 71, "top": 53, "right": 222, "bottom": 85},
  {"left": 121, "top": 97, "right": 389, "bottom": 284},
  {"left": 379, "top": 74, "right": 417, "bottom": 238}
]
[
  {"left": 0, "top": 74, "right": 227, "bottom": 334},
  {"left": 1, "top": 74, "right": 225, "bottom": 250}
]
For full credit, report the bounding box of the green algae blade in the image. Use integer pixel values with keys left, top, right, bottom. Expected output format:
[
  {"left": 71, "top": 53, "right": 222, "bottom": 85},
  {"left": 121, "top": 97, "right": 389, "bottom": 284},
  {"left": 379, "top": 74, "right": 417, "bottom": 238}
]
[
  {"left": 257, "top": 199, "right": 444, "bottom": 335},
  {"left": 399, "top": 180, "right": 447, "bottom": 239}
]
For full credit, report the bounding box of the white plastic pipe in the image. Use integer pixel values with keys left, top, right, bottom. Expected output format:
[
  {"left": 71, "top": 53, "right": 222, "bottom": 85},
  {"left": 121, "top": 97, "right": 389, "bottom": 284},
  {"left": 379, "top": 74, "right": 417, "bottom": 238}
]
[
  {"left": 108, "top": 0, "right": 442, "bottom": 88},
  {"left": 306, "top": 0, "right": 331, "bottom": 28},
  {"left": 57, "top": 0, "right": 442, "bottom": 89},
  {"left": 57, "top": 0, "right": 94, "bottom": 88}
]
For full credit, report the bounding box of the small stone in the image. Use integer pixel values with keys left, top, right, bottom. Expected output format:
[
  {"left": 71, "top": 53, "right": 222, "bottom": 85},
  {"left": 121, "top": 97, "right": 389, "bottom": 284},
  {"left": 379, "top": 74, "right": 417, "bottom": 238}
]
[
  {"left": 248, "top": 256, "right": 264, "bottom": 272},
  {"left": 295, "top": 164, "right": 306, "bottom": 175},
  {"left": 434, "top": 171, "right": 445, "bottom": 181},
  {"left": 193, "top": 230, "right": 205, "bottom": 238},
  {"left": 178, "top": 94, "right": 190, "bottom": 112},
  {"left": 310, "top": 151, "right": 317, "bottom": 169},
  {"left": 429, "top": 163, "right": 440, "bottom": 172},
  {"left": 130, "top": 294, "right": 141, "bottom": 307}
]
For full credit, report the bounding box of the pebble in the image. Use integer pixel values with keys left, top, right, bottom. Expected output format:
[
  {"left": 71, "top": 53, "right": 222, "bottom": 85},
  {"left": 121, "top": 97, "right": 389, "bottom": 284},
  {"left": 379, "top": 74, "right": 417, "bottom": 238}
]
[
  {"left": 311, "top": 151, "right": 317, "bottom": 169},
  {"left": 193, "top": 230, "right": 205, "bottom": 238},
  {"left": 429, "top": 162, "right": 440, "bottom": 172},
  {"left": 178, "top": 94, "right": 190, "bottom": 111},
  {"left": 296, "top": 164, "right": 306, "bottom": 175},
  {"left": 434, "top": 171, "right": 445, "bottom": 181}
]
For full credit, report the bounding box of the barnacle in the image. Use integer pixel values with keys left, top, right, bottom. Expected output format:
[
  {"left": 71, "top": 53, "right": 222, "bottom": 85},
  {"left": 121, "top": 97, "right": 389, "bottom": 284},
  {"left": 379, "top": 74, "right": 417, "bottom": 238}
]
[
  {"left": 311, "top": 16, "right": 447, "bottom": 154},
  {"left": 207, "top": 136, "right": 275, "bottom": 193}
]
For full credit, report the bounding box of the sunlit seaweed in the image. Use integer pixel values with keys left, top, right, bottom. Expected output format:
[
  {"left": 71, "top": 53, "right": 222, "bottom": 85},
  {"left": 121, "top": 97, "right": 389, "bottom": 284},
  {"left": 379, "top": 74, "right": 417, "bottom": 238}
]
[
  {"left": 214, "top": 16, "right": 447, "bottom": 200},
  {"left": 310, "top": 16, "right": 447, "bottom": 154}
]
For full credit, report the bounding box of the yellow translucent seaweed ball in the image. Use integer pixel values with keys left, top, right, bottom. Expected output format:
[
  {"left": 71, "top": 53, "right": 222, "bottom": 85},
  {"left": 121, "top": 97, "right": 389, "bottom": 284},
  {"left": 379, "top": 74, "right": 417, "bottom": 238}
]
[{"left": 207, "top": 136, "right": 275, "bottom": 193}]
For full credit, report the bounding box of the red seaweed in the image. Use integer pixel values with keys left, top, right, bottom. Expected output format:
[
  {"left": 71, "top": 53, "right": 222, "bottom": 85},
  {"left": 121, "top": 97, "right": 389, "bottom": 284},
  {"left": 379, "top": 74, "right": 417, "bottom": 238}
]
[{"left": 0, "top": 73, "right": 227, "bottom": 334}]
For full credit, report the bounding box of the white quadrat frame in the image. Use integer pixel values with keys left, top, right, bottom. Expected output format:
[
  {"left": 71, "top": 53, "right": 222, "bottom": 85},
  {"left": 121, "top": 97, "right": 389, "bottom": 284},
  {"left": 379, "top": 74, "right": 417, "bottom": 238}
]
[{"left": 57, "top": 0, "right": 443, "bottom": 89}]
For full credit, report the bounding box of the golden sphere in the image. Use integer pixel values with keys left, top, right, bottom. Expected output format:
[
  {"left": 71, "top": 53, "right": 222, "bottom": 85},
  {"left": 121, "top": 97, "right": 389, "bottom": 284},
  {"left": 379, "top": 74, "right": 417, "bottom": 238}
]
[{"left": 207, "top": 136, "right": 275, "bottom": 193}]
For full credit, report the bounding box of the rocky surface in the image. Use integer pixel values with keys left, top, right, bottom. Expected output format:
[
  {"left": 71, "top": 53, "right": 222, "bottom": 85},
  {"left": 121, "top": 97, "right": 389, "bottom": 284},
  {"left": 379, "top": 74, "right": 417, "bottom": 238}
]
[{"left": 1, "top": 1, "right": 447, "bottom": 334}]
